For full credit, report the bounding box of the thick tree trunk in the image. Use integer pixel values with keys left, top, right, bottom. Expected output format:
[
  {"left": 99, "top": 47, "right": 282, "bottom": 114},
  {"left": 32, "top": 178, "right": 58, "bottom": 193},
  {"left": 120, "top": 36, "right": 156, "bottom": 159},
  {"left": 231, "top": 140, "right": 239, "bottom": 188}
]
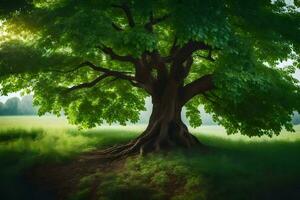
[
  {"left": 89, "top": 80, "right": 202, "bottom": 159},
  {"left": 139, "top": 98, "right": 199, "bottom": 152}
]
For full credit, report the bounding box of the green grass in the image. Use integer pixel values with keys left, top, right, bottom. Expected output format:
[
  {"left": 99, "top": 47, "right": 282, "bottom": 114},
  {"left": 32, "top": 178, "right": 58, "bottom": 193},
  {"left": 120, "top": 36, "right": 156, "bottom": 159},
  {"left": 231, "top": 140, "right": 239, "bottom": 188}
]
[{"left": 0, "top": 116, "right": 300, "bottom": 200}]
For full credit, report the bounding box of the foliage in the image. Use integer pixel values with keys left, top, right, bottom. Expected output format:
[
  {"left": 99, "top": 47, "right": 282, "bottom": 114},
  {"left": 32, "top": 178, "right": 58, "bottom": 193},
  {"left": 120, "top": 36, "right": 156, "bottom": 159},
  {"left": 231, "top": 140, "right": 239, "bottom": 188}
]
[{"left": 0, "top": 0, "right": 300, "bottom": 137}]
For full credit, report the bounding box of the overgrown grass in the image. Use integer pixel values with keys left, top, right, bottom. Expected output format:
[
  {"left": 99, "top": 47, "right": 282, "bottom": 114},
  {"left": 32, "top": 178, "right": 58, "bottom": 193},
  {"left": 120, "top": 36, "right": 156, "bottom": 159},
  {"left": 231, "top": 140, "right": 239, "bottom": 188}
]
[
  {"left": 73, "top": 140, "right": 300, "bottom": 200},
  {"left": 0, "top": 117, "right": 140, "bottom": 200},
  {"left": 1, "top": 116, "right": 300, "bottom": 200}
]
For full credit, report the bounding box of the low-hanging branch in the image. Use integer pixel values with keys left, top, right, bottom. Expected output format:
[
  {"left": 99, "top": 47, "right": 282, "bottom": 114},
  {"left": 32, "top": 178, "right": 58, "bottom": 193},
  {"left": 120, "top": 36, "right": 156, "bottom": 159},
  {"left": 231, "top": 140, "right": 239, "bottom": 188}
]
[
  {"left": 47, "top": 61, "right": 135, "bottom": 81},
  {"left": 172, "top": 41, "right": 211, "bottom": 65},
  {"left": 64, "top": 70, "right": 140, "bottom": 94},
  {"left": 45, "top": 61, "right": 104, "bottom": 74},
  {"left": 65, "top": 74, "right": 108, "bottom": 93},
  {"left": 60, "top": 59, "right": 147, "bottom": 94}
]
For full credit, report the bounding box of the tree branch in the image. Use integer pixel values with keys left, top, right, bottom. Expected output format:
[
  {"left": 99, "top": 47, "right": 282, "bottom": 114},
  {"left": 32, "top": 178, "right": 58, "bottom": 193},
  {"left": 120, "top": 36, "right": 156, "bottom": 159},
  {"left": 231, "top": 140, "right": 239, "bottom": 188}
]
[
  {"left": 63, "top": 66, "right": 143, "bottom": 94},
  {"left": 51, "top": 61, "right": 137, "bottom": 85},
  {"left": 181, "top": 74, "right": 214, "bottom": 105},
  {"left": 84, "top": 62, "right": 136, "bottom": 82},
  {"left": 97, "top": 45, "right": 137, "bottom": 63},
  {"left": 65, "top": 74, "right": 108, "bottom": 93},
  {"left": 172, "top": 40, "right": 210, "bottom": 65},
  {"left": 111, "top": 3, "right": 135, "bottom": 27},
  {"left": 169, "top": 41, "right": 211, "bottom": 79}
]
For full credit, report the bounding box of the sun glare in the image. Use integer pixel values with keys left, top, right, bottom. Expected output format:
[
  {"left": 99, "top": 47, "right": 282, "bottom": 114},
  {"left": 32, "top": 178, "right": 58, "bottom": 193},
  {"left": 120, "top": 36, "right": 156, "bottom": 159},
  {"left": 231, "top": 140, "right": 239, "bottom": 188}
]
[{"left": 0, "top": 20, "right": 40, "bottom": 45}]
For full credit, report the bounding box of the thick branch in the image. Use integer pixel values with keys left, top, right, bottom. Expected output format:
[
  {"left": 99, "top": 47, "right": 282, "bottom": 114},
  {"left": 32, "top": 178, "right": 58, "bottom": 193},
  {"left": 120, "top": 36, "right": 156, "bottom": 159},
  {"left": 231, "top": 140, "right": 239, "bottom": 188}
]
[
  {"left": 181, "top": 74, "right": 214, "bottom": 105},
  {"left": 111, "top": 3, "right": 135, "bottom": 27},
  {"left": 169, "top": 41, "right": 210, "bottom": 80},
  {"left": 97, "top": 45, "right": 137, "bottom": 63},
  {"left": 173, "top": 41, "right": 210, "bottom": 65},
  {"left": 95, "top": 46, "right": 155, "bottom": 94}
]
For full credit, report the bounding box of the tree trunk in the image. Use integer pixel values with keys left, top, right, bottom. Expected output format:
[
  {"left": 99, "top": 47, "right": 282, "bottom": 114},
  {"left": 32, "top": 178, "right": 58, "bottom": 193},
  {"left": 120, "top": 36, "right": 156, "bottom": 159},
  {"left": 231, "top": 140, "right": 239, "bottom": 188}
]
[
  {"left": 138, "top": 98, "right": 200, "bottom": 152},
  {"left": 90, "top": 80, "right": 202, "bottom": 159}
]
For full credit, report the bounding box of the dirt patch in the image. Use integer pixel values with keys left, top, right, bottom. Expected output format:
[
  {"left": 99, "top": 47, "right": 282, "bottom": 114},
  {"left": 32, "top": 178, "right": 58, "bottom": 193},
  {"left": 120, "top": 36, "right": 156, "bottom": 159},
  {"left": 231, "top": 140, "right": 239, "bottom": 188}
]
[{"left": 25, "top": 154, "right": 127, "bottom": 200}]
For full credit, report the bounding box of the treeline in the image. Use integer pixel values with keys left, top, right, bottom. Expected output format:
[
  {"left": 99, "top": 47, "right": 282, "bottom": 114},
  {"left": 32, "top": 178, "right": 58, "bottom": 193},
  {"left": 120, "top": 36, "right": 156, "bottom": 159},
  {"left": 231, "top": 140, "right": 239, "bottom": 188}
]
[
  {"left": 0, "top": 95, "right": 300, "bottom": 125},
  {"left": 292, "top": 112, "right": 300, "bottom": 125},
  {"left": 0, "top": 95, "right": 37, "bottom": 115}
]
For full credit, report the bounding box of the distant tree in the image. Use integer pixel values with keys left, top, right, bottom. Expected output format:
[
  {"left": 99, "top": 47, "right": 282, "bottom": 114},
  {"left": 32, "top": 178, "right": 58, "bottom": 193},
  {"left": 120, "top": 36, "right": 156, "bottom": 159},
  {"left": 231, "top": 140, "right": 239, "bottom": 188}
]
[
  {"left": 3, "top": 97, "right": 21, "bottom": 115},
  {"left": 19, "top": 95, "right": 37, "bottom": 115},
  {"left": 292, "top": 112, "right": 300, "bottom": 125},
  {"left": 0, "top": 95, "right": 37, "bottom": 115},
  {"left": 0, "top": 102, "right": 4, "bottom": 115},
  {"left": 0, "top": 1, "right": 300, "bottom": 157}
]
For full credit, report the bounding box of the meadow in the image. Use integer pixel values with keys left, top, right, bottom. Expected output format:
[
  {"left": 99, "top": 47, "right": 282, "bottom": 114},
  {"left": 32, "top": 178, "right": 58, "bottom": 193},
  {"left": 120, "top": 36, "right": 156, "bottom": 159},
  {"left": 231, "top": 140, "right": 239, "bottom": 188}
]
[{"left": 0, "top": 116, "right": 300, "bottom": 200}]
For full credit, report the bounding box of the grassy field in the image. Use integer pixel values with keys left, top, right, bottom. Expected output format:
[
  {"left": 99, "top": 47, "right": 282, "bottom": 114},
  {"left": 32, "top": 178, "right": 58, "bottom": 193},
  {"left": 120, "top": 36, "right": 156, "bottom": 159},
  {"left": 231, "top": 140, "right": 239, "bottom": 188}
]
[{"left": 0, "top": 116, "right": 300, "bottom": 200}]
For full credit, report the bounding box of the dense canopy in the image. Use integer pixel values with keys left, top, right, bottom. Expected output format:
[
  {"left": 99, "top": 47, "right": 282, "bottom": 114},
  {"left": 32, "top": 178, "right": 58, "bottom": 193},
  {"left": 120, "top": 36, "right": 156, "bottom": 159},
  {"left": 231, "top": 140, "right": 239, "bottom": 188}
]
[{"left": 0, "top": 0, "right": 300, "bottom": 139}]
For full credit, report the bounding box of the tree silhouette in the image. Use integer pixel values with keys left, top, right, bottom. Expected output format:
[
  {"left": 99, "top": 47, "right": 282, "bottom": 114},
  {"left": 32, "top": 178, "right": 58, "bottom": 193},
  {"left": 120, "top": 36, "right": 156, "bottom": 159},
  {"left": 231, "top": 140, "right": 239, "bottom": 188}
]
[
  {"left": 3, "top": 97, "right": 21, "bottom": 115},
  {"left": 0, "top": 96, "right": 37, "bottom": 115},
  {"left": 0, "top": 0, "right": 299, "bottom": 157},
  {"left": 0, "top": 102, "right": 4, "bottom": 115}
]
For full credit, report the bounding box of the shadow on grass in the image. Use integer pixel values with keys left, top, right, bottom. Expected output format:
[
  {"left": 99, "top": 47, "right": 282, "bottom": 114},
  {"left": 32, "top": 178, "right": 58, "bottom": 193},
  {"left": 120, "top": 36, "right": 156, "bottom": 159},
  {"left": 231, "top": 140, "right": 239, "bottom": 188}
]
[
  {"left": 196, "top": 134, "right": 300, "bottom": 200},
  {"left": 0, "top": 129, "right": 43, "bottom": 142},
  {"left": 71, "top": 132, "right": 300, "bottom": 200},
  {"left": 0, "top": 128, "right": 300, "bottom": 200},
  {"left": 0, "top": 128, "right": 137, "bottom": 200}
]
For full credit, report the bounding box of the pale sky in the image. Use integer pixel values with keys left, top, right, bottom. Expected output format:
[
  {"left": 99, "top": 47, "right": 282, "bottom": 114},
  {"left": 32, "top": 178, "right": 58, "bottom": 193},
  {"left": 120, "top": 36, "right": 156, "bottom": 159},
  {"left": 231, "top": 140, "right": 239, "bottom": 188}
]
[{"left": 0, "top": 91, "right": 22, "bottom": 103}]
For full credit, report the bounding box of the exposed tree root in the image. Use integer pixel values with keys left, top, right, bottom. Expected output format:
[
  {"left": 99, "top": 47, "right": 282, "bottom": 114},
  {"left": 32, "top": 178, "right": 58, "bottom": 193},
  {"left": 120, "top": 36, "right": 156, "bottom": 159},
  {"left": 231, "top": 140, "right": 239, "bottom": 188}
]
[{"left": 82, "top": 119, "right": 204, "bottom": 160}]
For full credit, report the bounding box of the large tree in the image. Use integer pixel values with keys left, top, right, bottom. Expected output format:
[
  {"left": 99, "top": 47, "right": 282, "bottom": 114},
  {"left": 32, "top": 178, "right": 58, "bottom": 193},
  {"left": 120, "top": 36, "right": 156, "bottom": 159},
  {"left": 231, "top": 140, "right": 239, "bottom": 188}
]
[{"left": 0, "top": 0, "right": 300, "bottom": 157}]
